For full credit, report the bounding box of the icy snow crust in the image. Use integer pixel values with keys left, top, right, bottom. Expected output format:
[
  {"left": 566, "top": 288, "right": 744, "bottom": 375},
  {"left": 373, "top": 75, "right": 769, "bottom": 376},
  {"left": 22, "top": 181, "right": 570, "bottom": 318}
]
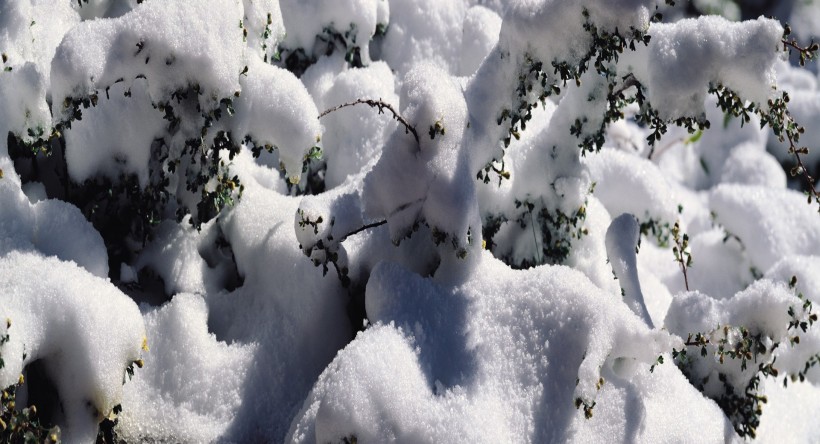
[{"left": 1, "top": 0, "right": 819, "bottom": 442}]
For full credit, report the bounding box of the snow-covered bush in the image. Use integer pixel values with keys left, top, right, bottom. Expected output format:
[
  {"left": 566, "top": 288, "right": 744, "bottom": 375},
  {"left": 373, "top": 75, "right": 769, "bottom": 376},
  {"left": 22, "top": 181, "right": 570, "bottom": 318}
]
[{"left": 1, "top": 0, "right": 820, "bottom": 442}]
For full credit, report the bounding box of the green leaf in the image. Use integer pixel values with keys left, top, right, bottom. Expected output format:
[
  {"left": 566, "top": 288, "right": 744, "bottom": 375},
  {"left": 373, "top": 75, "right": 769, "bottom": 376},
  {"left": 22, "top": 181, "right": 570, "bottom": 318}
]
[{"left": 685, "top": 129, "right": 703, "bottom": 145}]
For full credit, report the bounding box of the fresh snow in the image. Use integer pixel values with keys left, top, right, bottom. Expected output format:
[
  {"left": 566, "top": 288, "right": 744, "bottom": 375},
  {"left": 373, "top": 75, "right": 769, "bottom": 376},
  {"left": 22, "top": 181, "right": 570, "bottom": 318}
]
[{"left": 0, "top": 0, "right": 819, "bottom": 443}]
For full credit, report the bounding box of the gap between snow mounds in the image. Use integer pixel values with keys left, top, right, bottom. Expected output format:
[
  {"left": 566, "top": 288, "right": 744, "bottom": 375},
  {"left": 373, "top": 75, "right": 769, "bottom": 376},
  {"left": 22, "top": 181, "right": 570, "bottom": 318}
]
[{"left": 114, "top": 182, "right": 355, "bottom": 442}]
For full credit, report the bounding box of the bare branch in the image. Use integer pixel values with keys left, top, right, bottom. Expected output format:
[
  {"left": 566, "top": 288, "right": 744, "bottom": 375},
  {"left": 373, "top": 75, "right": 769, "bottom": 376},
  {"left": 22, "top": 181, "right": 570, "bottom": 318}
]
[
  {"left": 785, "top": 128, "right": 820, "bottom": 203},
  {"left": 611, "top": 73, "right": 641, "bottom": 98},
  {"left": 343, "top": 219, "right": 387, "bottom": 241},
  {"left": 781, "top": 37, "right": 820, "bottom": 67},
  {"left": 319, "top": 98, "right": 420, "bottom": 144},
  {"left": 672, "top": 221, "right": 691, "bottom": 292}
]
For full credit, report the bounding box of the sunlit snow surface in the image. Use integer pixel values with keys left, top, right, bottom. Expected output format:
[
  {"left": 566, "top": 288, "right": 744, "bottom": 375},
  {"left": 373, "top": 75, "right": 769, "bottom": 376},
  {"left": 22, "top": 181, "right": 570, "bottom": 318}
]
[{"left": 1, "top": 0, "right": 819, "bottom": 442}]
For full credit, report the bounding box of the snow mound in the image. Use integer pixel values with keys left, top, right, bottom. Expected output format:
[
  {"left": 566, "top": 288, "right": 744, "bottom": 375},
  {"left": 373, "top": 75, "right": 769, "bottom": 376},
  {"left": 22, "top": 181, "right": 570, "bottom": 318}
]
[
  {"left": 280, "top": 0, "right": 386, "bottom": 65},
  {"left": 0, "top": 251, "right": 145, "bottom": 443},
  {"left": 118, "top": 293, "right": 255, "bottom": 443},
  {"left": 51, "top": 0, "right": 245, "bottom": 122},
  {"left": 709, "top": 184, "right": 820, "bottom": 273},
  {"left": 289, "top": 254, "right": 707, "bottom": 443},
  {"left": 232, "top": 57, "right": 322, "bottom": 181},
  {"left": 585, "top": 149, "right": 680, "bottom": 226},
  {"left": 362, "top": 63, "right": 481, "bottom": 268},
  {"left": 0, "top": 177, "right": 108, "bottom": 277},
  {"left": 640, "top": 16, "right": 783, "bottom": 119},
  {"left": 382, "top": 0, "right": 466, "bottom": 75}
]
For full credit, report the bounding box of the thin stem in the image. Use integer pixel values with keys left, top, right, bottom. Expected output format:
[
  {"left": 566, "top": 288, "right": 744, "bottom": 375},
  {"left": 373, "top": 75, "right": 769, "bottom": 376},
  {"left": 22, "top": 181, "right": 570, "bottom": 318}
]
[
  {"left": 674, "top": 237, "right": 690, "bottom": 292},
  {"left": 343, "top": 219, "right": 387, "bottom": 240},
  {"left": 529, "top": 209, "right": 542, "bottom": 265},
  {"left": 611, "top": 73, "right": 641, "bottom": 98},
  {"left": 319, "top": 98, "right": 420, "bottom": 144},
  {"left": 785, "top": 128, "right": 819, "bottom": 203},
  {"left": 781, "top": 37, "right": 820, "bottom": 66}
]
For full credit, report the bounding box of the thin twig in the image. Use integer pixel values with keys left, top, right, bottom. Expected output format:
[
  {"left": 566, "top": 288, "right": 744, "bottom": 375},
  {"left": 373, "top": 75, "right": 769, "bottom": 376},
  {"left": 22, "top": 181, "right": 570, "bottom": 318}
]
[
  {"left": 343, "top": 219, "right": 387, "bottom": 240},
  {"left": 672, "top": 221, "right": 691, "bottom": 291},
  {"left": 782, "top": 38, "right": 820, "bottom": 66},
  {"left": 611, "top": 73, "right": 641, "bottom": 98},
  {"left": 319, "top": 98, "right": 420, "bottom": 144},
  {"left": 676, "top": 249, "right": 690, "bottom": 292},
  {"left": 529, "top": 208, "right": 542, "bottom": 265},
  {"left": 786, "top": 129, "right": 820, "bottom": 203},
  {"left": 782, "top": 38, "right": 807, "bottom": 53}
]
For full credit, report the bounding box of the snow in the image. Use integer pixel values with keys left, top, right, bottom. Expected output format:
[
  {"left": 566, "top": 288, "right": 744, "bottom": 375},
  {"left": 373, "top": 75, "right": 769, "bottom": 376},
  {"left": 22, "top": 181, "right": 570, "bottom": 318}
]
[
  {"left": 719, "top": 142, "right": 787, "bottom": 188},
  {"left": 709, "top": 184, "right": 820, "bottom": 272},
  {"left": 288, "top": 254, "right": 717, "bottom": 443},
  {"left": 1, "top": 0, "right": 819, "bottom": 442},
  {"left": 63, "top": 79, "right": 165, "bottom": 187},
  {"left": 231, "top": 57, "right": 323, "bottom": 181},
  {"left": 205, "top": 179, "right": 352, "bottom": 440},
  {"left": 362, "top": 62, "right": 481, "bottom": 265},
  {"left": 50, "top": 0, "right": 245, "bottom": 123},
  {"left": 665, "top": 279, "right": 820, "bottom": 400},
  {"left": 605, "top": 214, "right": 655, "bottom": 328},
  {"left": 788, "top": 0, "right": 820, "bottom": 41},
  {"left": 585, "top": 149, "right": 680, "bottom": 226},
  {"left": 305, "top": 60, "right": 398, "bottom": 188},
  {"left": 117, "top": 293, "right": 255, "bottom": 443},
  {"left": 0, "top": 176, "right": 108, "bottom": 277},
  {"left": 381, "top": 0, "right": 467, "bottom": 75},
  {"left": 71, "top": 0, "right": 140, "bottom": 20},
  {"left": 0, "top": 0, "right": 78, "bottom": 147},
  {"left": 279, "top": 0, "right": 385, "bottom": 66},
  {"left": 683, "top": 228, "right": 754, "bottom": 299},
  {"left": 769, "top": 61, "right": 820, "bottom": 168},
  {"left": 242, "top": 0, "right": 286, "bottom": 63},
  {"left": 0, "top": 251, "right": 145, "bottom": 443},
  {"left": 458, "top": 6, "right": 502, "bottom": 76},
  {"left": 133, "top": 219, "right": 226, "bottom": 296},
  {"left": 0, "top": 62, "right": 51, "bottom": 153},
  {"left": 565, "top": 197, "right": 621, "bottom": 296},
  {"left": 635, "top": 15, "right": 784, "bottom": 119}
]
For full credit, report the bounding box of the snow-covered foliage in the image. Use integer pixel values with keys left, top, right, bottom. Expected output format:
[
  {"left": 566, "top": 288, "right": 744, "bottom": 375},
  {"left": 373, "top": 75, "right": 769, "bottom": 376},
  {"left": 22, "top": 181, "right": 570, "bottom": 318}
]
[{"left": 1, "top": 0, "right": 820, "bottom": 442}]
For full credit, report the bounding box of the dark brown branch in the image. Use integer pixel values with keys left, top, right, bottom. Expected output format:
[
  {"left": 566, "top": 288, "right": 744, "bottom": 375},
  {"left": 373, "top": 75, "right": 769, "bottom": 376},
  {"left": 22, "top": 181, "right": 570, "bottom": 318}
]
[
  {"left": 672, "top": 221, "right": 691, "bottom": 292},
  {"left": 676, "top": 247, "right": 690, "bottom": 292},
  {"left": 782, "top": 37, "right": 820, "bottom": 66},
  {"left": 612, "top": 73, "right": 641, "bottom": 98},
  {"left": 489, "top": 163, "right": 510, "bottom": 180},
  {"left": 785, "top": 129, "right": 820, "bottom": 203},
  {"left": 319, "top": 99, "right": 420, "bottom": 144},
  {"left": 343, "top": 219, "right": 387, "bottom": 240}
]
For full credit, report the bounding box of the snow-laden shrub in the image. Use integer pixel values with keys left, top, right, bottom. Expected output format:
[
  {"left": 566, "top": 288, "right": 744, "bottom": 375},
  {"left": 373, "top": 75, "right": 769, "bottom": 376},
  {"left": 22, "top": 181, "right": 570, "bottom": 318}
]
[{"left": 2, "top": 0, "right": 820, "bottom": 442}]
